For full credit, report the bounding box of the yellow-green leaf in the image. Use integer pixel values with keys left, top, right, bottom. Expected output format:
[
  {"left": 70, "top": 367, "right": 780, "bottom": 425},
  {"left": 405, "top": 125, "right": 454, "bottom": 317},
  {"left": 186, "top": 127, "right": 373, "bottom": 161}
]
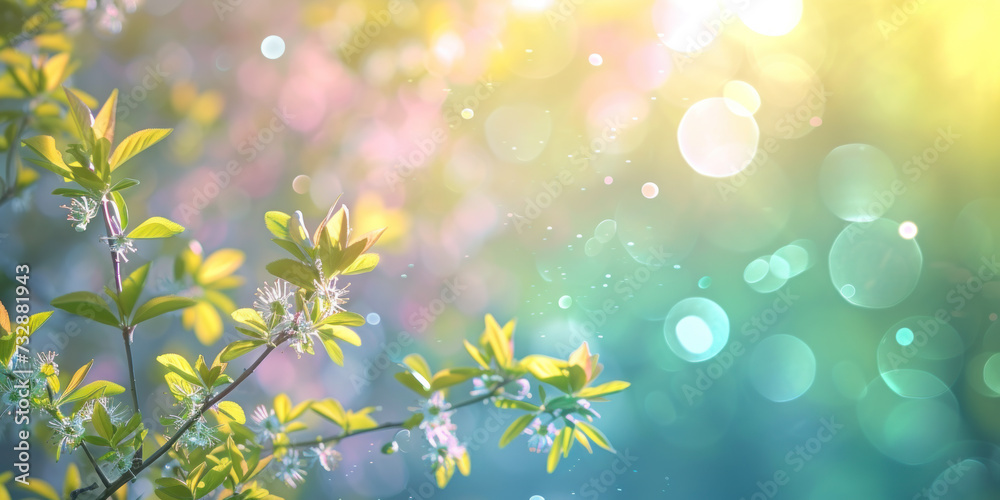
[
  {"left": 93, "top": 88, "right": 118, "bottom": 145},
  {"left": 127, "top": 216, "right": 185, "bottom": 239},
  {"left": 197, "top": 249, "right": 245, "bottom": 285},
  {"left": 499, "top": 414, "right": 534, "bottom": 449},
  {"left": 109, "top": 128, "right": 172, "bottom": 170},
  {"left": 403, "top": 354, "right": 432, "bottom": 383},
  {"left": 342, "top": 253, "right": 380, "bottom": 275},
  {"left": 157, "top": 354, "right": 201, "bottom": 386},
  {"left": 132, "top": 295, "right": 196, "bottom": 325},
  {"left": 219, "top": 340, "right": 266, "bottom": 362},
  {"left": 575, "top": 420, "right": 615, "bottom": 453},
  {"left": 217, "top": 401, "right": 246, "bottom": 424},
  {"left": 575, "top": 380, "right": 631, "bottom": 399}
]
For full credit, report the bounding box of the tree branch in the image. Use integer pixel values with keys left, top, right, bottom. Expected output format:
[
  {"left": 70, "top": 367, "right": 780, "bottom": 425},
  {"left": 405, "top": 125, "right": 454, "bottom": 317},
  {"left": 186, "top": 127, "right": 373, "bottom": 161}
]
[
  {"left": 80, "top": 442, "right": 111, "bottom": 487},
  {"left": 94, "top": 334, "right": 290, "bottom": 500},
  {"left": 276, "top": 378, "right": 510, "bottom": 450}
]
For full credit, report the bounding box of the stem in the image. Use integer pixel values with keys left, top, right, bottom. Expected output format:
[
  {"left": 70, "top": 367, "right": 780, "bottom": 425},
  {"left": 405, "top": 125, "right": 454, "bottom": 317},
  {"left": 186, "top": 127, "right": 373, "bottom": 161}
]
[
  {"left": 277, "top": 379, "right": 510, "bottom": 450},
  {"left": 99, "top": 197, "right": 142, "bottom": 466},
  {"left": 93, "top": 334, "right": 290, "bottom": 500},
  {"left": 80, "top": 442, "right": 111, "bottom": 487}
]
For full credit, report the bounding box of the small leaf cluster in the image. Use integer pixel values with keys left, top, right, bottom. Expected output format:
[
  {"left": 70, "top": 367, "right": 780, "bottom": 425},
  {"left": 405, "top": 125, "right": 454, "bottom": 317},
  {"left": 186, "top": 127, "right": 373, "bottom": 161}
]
[{"left": 391, "top": 315, "right": 631, "bottom": 486}]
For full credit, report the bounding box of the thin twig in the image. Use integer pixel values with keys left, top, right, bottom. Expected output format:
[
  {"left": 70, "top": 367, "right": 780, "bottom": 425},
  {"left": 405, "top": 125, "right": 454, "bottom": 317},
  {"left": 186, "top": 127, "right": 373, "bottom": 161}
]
[
  {"left": 93, "top": 333, "right": 291, "bottom": 500},
  {"left": 276, "top": 378, "right": 510, "bottom": 450},
  {"left": 69, "top": 482, "right": 99, "bottom": 500},
  {"left": 80, "top": 442, "right": 111, "bottom": 487},
  {"left": 99, "top": 197, "right": 141, "bottom": 467}
]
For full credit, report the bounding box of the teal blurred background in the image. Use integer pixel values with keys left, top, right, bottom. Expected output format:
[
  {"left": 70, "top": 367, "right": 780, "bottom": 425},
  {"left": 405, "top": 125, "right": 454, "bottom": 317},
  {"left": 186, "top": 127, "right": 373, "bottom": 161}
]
[{"left": 5, "top": 0, "right": 1000, "bottom": 498}]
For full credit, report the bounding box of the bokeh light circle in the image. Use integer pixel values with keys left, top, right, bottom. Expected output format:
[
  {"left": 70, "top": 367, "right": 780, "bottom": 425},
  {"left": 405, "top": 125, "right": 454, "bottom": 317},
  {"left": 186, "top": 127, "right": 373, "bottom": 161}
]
[
  {"left": 641, "top": 182, "right": 659, "bottom": 199},
  {"left": 749, "top": 334, "right": 816, "bottom": 402},
  {"left": 594, "top": 219, "right": 617, "bottom": 243},
  {"left": 663, "top": 298, "right": 730, "bottom": 363},
  {"left": 261, "top": 35, "right": 286, "bottom": 59},
  {"left": 857, "top": 376, "right": 959, "bottom": 465},
  {"left": 677, "top": 97, "right": 760, "bottom": 178},
  {"left": 722, "top": 80, "right": 761, "bottom": 116},
  {"left": 653, "top": 0, "right": 728, "bottom": 53},
  {"left": 291, "top": 174, "right": 311, "bottom": 194},
  {"left": 819, "top": 144, "right": 897, "bottom": 222},
  {"left": 829, "top": 218, "right": 923, "bottom": 308},
  {"left": 558, "top": 295, "right": 573, "bottom": 309},
  {"left": 733, "top": 0, "right": 803, "bottom": 36},
  {"left": 899, "top": 221, "right": 918, "bottom": 239},
  {"left": 877, "top": 317, "right": 963, "bottom": 398}
]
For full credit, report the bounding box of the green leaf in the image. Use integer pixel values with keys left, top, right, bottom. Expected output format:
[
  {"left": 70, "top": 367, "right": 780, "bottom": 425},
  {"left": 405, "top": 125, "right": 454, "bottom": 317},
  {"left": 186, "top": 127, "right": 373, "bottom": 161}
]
[
  {"left": 92, "top": 402, "right": 114, "bottom": 440},
  {"left": 120, "top": 263, "right": 150, "bottom": 317},
  {"left": 219, "top": 340, "right": 266, "bottom": 362},
  {"left": 63, "top": 360, "right": 93, "bottom": 397},
  {"left": 265, "top": 259, "right": 319, "bottom": 290},
  {"left": 60, "top": 380, "right": 125, "bottom": 405},
  {"left": 14, "top": 477, "right": 59, "bottom": 500},
  {"left": 342, "top": 253, "right": 380, "bottom": 275},
  {"left": 111, "top": 191, "right": 128, "bottom": 231},
  {"left": 311, "top": 398, "right": 346, "bottom": 427},
  {"left": 499, "top": 414, "right": 534, "bottom": 449},
  {"left": 109, "top": 128, "right": 172, "bottom": 171},
  {"left": 394, "top": 371, "right": 431, "bottom": 397},
  {"left": 51, "top": 187, "right": 91, "bottom": 198},
  {"left": 231, "top": 308, "right": 268, "bottom": 334},
  {"left": 403, "top": 353, "right": 432, "bottom": 383},
  {"left": 51, "top": 291, "right": 120, "bottom": 327},
  {"left": 494, "top": 399, "right": 541, "bottom": 412},
  {"left": 548, "top": 427, "right": 571, "bottom": 473},
  {"left": 265, "top": 211, "right": 292, "bottom": 240},
  {"left": 320, "top": 336, "right": 344, "bottom": 365},
  {"left": 41, "top": 53, "right": 71, "bottom": 93},
  {"left": 197, "top": 249, "right": 244, "bottom": 285},
  {"left": 344, "top": 408, "right": 378, "bottom": 432},
  {"left": 316, "top": 311, "right": 365, "bottom": 327},
  {"left": 272, "top": 238, "right": 307, "bottom": 261},
  {"left": 28, "top": 311, "right": 53, "bottom": 336},
  {"left": 156, "top": 354, "right": 202, "bottom": 386},
  {"left": 112, "top": 412, "right": 143, "bottom": 446},
  {"left": 109, "top": 177, "right": 139, "bottom": 192},
  {"left": 132, "top": 295, "right": 196, "bottom": 325},
  {"left": 318, "top": 325, "right": 361, "bottom": 346},
  {"left": 575, "top": 420, "right": 615, "bottom": 453},
  {"left": 403, "top": 412, "right": 424, "bottom": 430},
  {"left": 93, "top": 88, "right": 118, "bottom": 146},
  {"left": 430, "top": 367, "right": 482, "bottom": 391},
  {"left": 484, "top": 314, "right": 512, "bottom": 368},
  {"left": 217, "top": 401, "right": 246, "bottom": 424},
  {"left": 93, "top": 137, "right": 111, "bottom": 180},
  {"left": 154, "top": 477, "right": 192, "bottom": 499},
  {"left": 575, "top": 380, "right": 631, "bottom": 399},
  {"left": 464, "top": 340, "right": 488, "bottom": 369},
  {"left": 22, "top": 135, "right": 71, "bottom": 177},
  {"left": 127, "top": 216, "right": 185, "bottom": 239},
  {"left": 63, "top": 86, "right": 95, "bottom": 147}
]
